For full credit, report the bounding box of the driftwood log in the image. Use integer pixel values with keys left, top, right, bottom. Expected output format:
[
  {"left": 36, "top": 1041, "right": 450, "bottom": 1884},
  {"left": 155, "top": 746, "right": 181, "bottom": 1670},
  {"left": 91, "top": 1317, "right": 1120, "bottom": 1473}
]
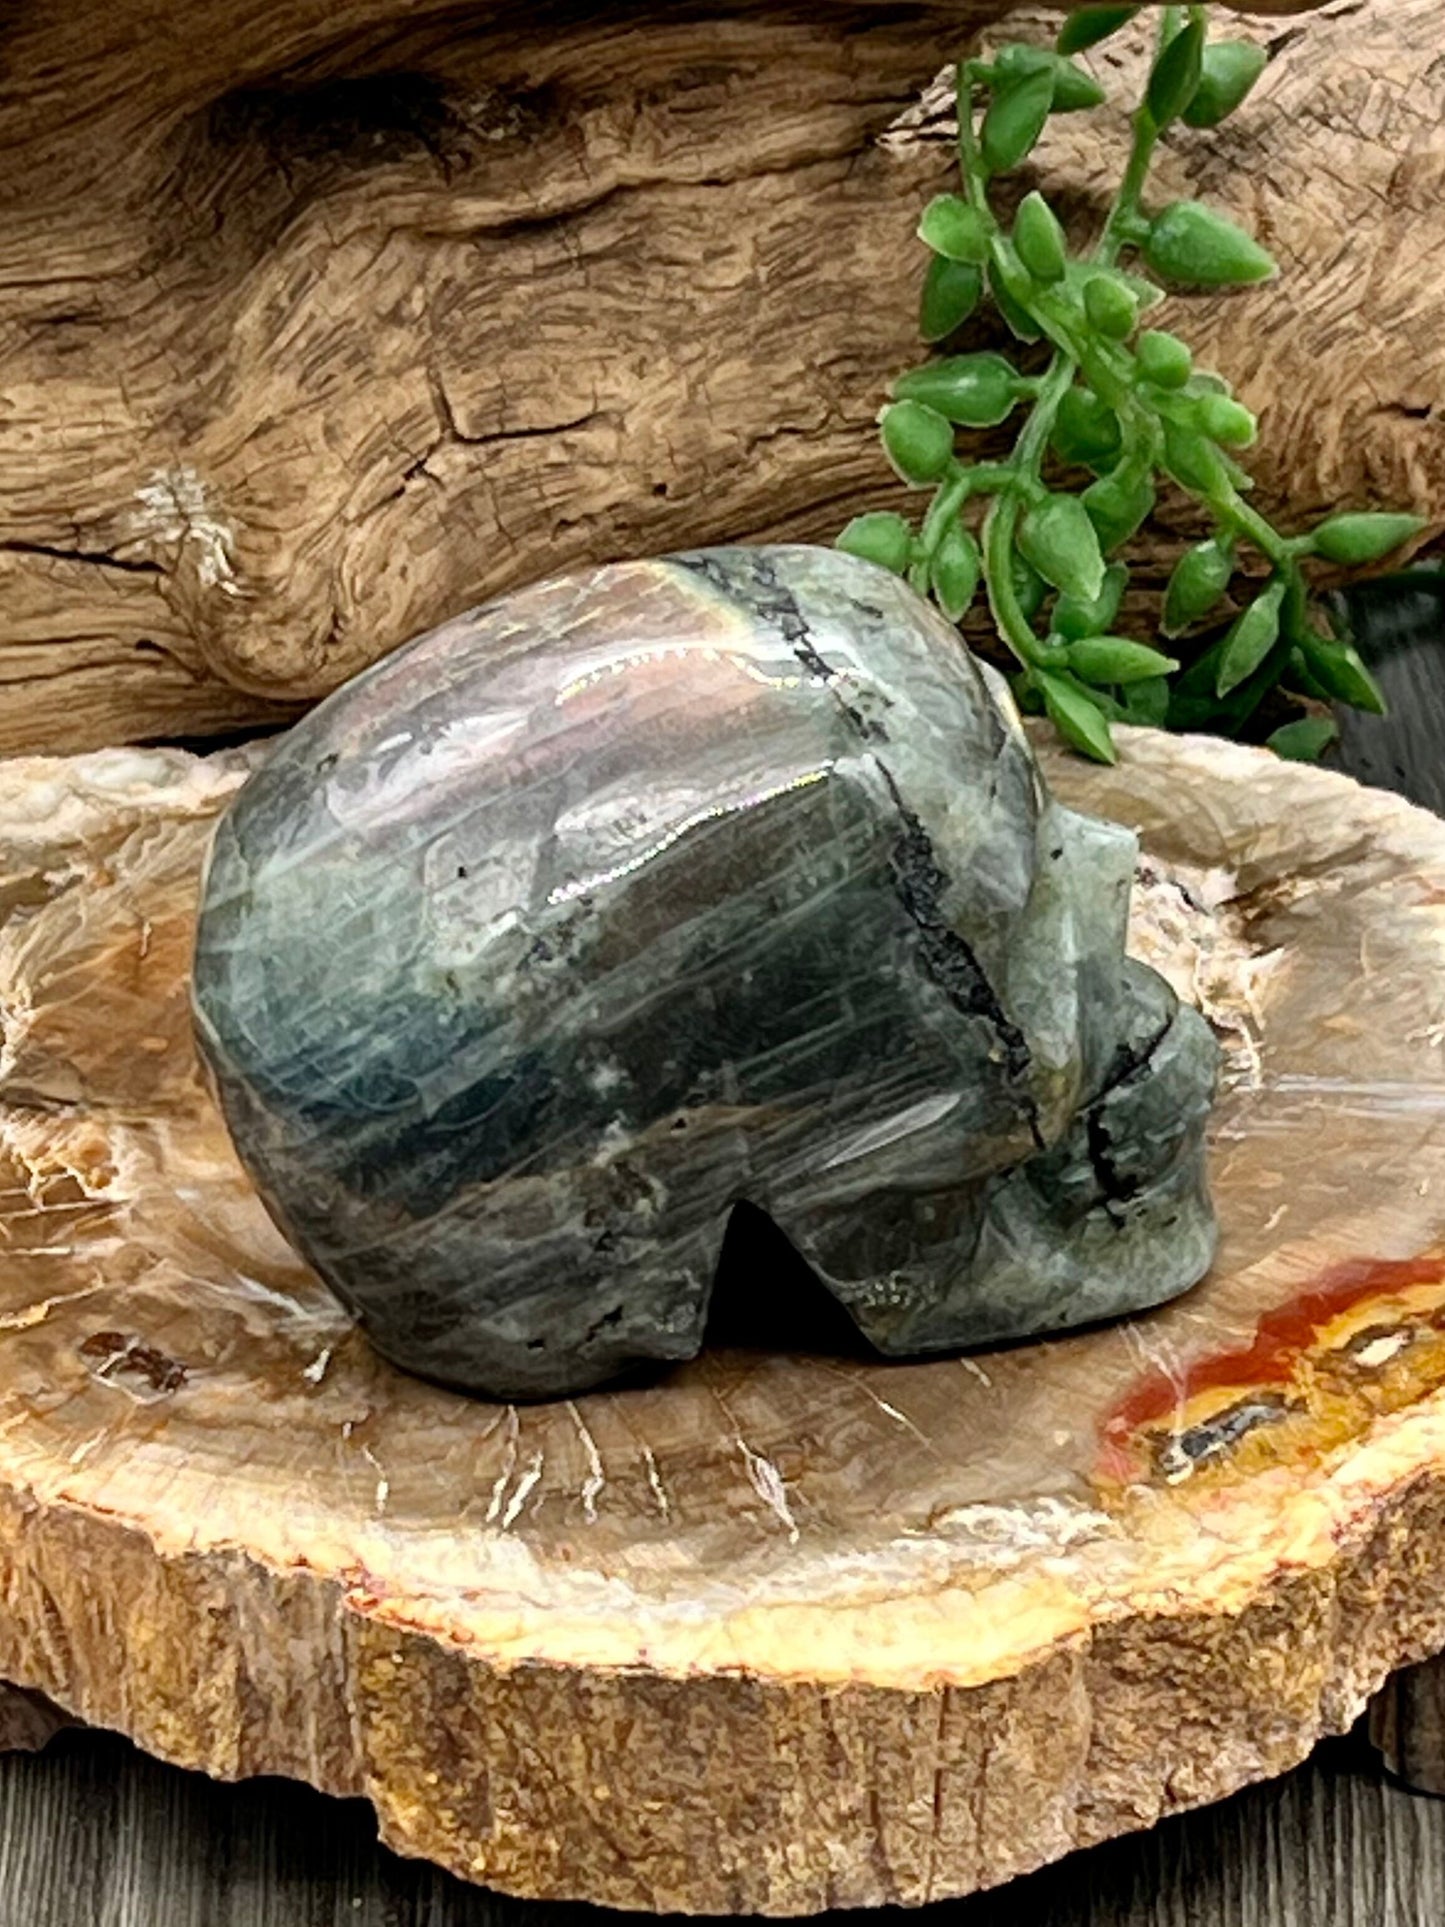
[
  {"left": 0, "top": 732, "right": 1443, "bottom": 1909},
  {"left": 0, "top": 0, "right": 1440, "bottom": 755}
]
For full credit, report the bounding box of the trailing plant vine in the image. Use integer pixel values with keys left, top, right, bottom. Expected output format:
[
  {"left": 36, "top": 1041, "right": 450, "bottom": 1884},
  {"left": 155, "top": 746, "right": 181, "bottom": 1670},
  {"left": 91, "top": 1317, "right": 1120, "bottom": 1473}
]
[{"left": 838, "top": 4, "right": 1425, "bottom": 763}]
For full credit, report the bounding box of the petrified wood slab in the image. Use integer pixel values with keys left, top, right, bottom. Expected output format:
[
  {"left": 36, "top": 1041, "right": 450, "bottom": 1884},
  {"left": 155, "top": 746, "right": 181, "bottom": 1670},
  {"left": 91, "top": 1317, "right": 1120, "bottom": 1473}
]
[
  {"left": 0, "top": 0, "right": 1438, "bottom": 754},
  {"left": 2, "top": 731, "right": 1445, "bottom": 1911}
]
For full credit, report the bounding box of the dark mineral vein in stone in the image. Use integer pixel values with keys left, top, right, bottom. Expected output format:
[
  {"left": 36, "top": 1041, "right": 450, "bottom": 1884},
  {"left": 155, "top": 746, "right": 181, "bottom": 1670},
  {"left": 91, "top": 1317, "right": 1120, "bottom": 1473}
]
[{"left": 191, "top": 545, "right": 1219, "bottom": 1400}]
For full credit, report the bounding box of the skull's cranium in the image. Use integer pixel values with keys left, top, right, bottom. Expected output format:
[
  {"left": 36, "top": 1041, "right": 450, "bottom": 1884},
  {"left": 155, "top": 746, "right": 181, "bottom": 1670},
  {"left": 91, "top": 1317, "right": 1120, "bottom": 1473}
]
[{"left": 193, "top": 546, "right": 1218, "bottom": 1399}]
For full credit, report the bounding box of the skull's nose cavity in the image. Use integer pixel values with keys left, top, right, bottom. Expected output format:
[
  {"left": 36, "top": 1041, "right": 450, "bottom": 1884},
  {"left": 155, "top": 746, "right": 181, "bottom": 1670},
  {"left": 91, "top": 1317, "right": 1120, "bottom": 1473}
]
[{"left": 704, "top": 1201, "right": 872, "bottom": 1359}]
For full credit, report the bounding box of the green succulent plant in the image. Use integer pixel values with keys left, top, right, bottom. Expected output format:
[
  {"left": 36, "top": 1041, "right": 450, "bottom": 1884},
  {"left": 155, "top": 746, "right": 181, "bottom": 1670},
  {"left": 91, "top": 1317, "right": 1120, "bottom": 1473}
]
[{"left": 838, "top": 5, "right": 1426, "bottom": 763}]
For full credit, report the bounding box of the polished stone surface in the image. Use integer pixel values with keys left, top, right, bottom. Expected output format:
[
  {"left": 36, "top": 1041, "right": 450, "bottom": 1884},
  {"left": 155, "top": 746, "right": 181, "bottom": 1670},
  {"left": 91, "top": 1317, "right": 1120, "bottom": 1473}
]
[{"left": 191, "top": 546, "right": 1218, "bottom": 1398}]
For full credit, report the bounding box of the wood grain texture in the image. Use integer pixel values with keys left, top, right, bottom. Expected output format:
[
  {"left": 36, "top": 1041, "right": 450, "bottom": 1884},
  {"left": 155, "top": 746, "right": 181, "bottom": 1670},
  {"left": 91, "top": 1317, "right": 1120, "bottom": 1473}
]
[
  {"left": 2, "top": 728, "right": 1445, "bottom": 1909},
  {"left": 0, "top": 0, "right": 1436, "bottom": 754},
  {"left": 0, "top": 1727, "right": 1435, "bottom": 1926}
]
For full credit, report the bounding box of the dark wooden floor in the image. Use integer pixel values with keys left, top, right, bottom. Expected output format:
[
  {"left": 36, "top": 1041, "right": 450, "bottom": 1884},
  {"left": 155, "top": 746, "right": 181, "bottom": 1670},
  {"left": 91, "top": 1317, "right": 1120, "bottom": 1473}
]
[{"left": 5, "top": 575, "right": 1445, "bottom": 1925}]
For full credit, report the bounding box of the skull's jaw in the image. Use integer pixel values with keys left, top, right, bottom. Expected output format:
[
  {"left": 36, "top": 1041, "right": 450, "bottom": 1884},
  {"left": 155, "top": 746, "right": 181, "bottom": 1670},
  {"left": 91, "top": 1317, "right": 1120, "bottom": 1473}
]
[{"left": 772, "top": 990, "right": 1219, "bottom": 1362}]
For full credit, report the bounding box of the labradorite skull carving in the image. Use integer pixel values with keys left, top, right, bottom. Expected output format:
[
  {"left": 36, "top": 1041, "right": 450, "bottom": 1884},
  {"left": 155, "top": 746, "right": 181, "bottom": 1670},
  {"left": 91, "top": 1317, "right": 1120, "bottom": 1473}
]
[{"left": 193, "top": 546, "right": 1217, "bottom": 1399}]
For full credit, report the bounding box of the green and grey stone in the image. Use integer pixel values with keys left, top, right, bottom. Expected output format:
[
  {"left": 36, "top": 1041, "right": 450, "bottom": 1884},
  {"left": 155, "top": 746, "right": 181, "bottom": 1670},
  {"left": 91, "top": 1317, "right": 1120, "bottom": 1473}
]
[{"left": 192, "top": 546, "right": 1217, "bottom": 1401}]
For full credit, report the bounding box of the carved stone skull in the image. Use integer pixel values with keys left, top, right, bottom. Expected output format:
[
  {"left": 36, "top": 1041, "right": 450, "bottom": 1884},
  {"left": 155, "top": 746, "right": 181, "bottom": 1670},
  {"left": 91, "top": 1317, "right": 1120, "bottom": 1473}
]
[{"left": 192, "top": 546, "right": 1218, "bottom": 1399}]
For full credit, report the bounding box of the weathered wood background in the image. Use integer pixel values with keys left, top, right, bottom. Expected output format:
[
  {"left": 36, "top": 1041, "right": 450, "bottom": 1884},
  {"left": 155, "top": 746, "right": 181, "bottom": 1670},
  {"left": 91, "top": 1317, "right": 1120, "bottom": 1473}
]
[
  {"left": 1, "top": 0, "right": 1439, "bottom": 752},
  {"left": 0, "top": 1724, "right": 1434, "bottom": 1927}
]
